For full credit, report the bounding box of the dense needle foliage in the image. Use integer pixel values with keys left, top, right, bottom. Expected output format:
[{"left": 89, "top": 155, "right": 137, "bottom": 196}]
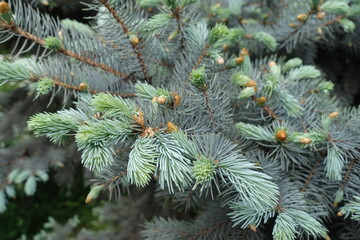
[{"left": 1, "top": 0, "right": 360, "bottom": 239}]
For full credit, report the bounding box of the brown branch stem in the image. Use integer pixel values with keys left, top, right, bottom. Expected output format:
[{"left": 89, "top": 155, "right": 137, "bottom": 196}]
[
  {"left": 0, "top": 22, "right": 127, "bottom": 78},
  {"left": 251, "top": 96, "right": 282, "bottom": 122},
  {"left": 193, "top": 44, "right": 210, "bottom": 70},
  {"left": 102, "top": 171, "right": 128, "bottom": 187},
  {"left": 203, "top": 89, "right": 217, "bottom": 128},
  {"left": 188, "top": 220, "right": 231, "bottom": 240},
  {"left": 172, "top": 7, "right": 185, "bottom": 51},
  {"left": 279, "top": 9, "right": 314, "bottom": 48},
  {"left": 30, "top": 76, "right": 135, "bottom": 97},
  {"left": 300, "top": 160, "right": 321, "bottom": 192},
  {"left": 263, "top": 106, "right": 282, "bottom": 123},
  {"left": 99, "top": 0, "right": 149, "bottom": 81},
  {"left": 340, "top": 158, "right": 356, "bottom": 190}
]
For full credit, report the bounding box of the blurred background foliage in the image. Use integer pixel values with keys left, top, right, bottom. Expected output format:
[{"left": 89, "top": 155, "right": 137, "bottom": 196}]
[{"left": 0, "top": 1, "right": 97, "bottom": 239}]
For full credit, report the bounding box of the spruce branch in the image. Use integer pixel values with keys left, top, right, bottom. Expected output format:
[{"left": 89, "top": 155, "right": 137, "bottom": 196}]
[
  {"left": 251, "top": 96, "right": 282, "bottom": 122},
  {"left": 339, "top": 196, "right": 360, "bottom": 221},
  {"left": 28, "top": 109, "right": 88, "bottom": 144},
  {"left": 6, "top": 0, "right": 360, "bottom": 238},
  {"left": 0, "top": 21, "right": 128, "bottom": 78},
  {"left": 29, "top": 75, "right": 135, "bottom": 97},
  {"left": 203, "top": 89, "right": 217, "bottom": 128},
  {"left": 99, "top": 0, "right": 149, "bottom": 81},
  {"left": 279, "top": 9, "right": 315, "bottom": 49},
  {"left": 128, "top": 137, "right": 159, "bottom": 188},
  {"left": 171, "top": 6, "right": 185, "bottom": 51},
  {"left": 193, "top": 44, "right": 210, "bottom": 70},
  {"left": 300, "top": 159, "right": 321, "bottom": 192},
  {"left": 187, "top": 219, "right": 231, "bottom": 240},
  {"left": 324, "top": 145, "right": 345, "bottom": 181},
  {"left": 340, "top": 158, "right": 356, "bottom": 191}
]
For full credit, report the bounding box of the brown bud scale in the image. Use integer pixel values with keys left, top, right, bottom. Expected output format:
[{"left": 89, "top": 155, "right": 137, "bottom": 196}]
[
  {"left": 256, "top": 97, "right": 267, "bottom": 105},
  {"left": 157, "top": 95, "right": 167, "bottom": 104},
  {"left": 297, "top": 13, "right": 308, "bottom": 21},
  {"left": 240, "top": 48, "right": 249, "bottom": 56},
  {"left": 217, "top": 57, "right": 225, "bottom": 65},
  {"left": 299, "top": 137, "right": 311, "bottom": 144},
  {"left": 336, "top": 211, "right": 343, "bottom": 217},
  {"left": 79, "top": 83, "right": 88, "bottom": 91},
  {"left": 0, "top": 2, "right": 10, "bottom": 14},
  {"left": 171, "top": 92, "right": 181, "bottom": 107},
  {"left": 275, "top": 129, "right": 287, "bottom": 142},
  {"left": 249, "top": 224, "right": 257, "bottom": 232},
  {"left": 85, "top": 194, "right": 93, "bottom": 204},
  {"left": 133, "top": 109, "right": 145, "bottom": 126},
  {"left": 245, "top": 80, "right": 257, "bottom": 87},
  {"left": 140, "top": 127, "right": 155, "bottom": 137},
  {"left": 130, "top": 35, "right": 139, "bottom": 45},
  {"left": 269, "top": 61, "right": 277, "bottom": 68},
  {"left": 235, "top": 57, "right": 244, "bottom": 64},
  {"left": 328, "top": 112, "right": 339, "bottom": 119},
  {"left": 317, "top": 12, "right": 326, "bottom": 20},
  {"left": 167, "top": 121, "right": 179, "bottom": 133}
]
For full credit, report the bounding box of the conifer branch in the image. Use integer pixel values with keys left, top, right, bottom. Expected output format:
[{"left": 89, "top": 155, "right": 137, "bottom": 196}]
[
  {"left": 300, "top": 160, "right": 321, "bottom": 192},
  {"left": 340, "top": 158, "right": 356, "bottom": 190},
  {"left": 263, "top": 106, "right": 282, "bottom": 122},
  {"left": 203, "top": 89, "right": 217, "bottom": 128},
  {"left": 215, "top": 66, "right": 231, "bottom": 73},
  {"left": 251, "top": 96, "right": 282, "bottom": 122},
  {"left": 279, "top": 9, "right": 314, "bottom": 48},
  {"left": 305, "top": 15, "right": 345, "bottom": 36},
  {"left": 99, "top": 0, "right": 149, "bottom": 81},
  {"left": 0, "top": 21, "right": 128, "bottom": 78},
  {"left": 171, "top": 7, "right": 185, "bottom": 51},
  {"left": 102, "top": 171, "right": 128, "bottom": 187},
  {"left": 323, "top": 15, "right": 344, "bottom": 27},
  {"left": 193, "top": 44, "right": 210, "bottom": 70},
  {"left": 188, "top": 219, "right": 231, "bottom": 240},
  {"left": 0, "top": 150, "right": 32, "bottom": 190},
  {"left": 29, "top": 75, "right": 135, "bottom": 97}
]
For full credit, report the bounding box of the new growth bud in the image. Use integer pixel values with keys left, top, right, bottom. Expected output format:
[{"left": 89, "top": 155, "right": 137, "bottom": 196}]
[
  {"left": 167, "top": 121, "right": 179, "bottom": 133},
  {"left": 0, "top": 1, "right": 10, "bottom": 14},
  {"left": 256, "top": 97, "right": 267, "bottom": 105},
  {"left": 0, "top": 1, "right": 12, "bottom": 23},
  {"left": 297, "top": 13, "right": 308, "bottom": 21},
  {"left": 235, "top": 57, "right": 244, "bottom": 65},
  {"left": 275, "top": 129, "right": 287, "bottom": 142},
  {"left": 157, "top": 95, "right": 167, "bottom": 104},
  {"left": 130, "top": 35, "right": 140, "bottom": 45},
  {"left": 317, "top": 11, "right": 326, "bottom": 20},
  {"left": 240, "top": 48, "right": 249, "bottom": 56},
  {"left": 133, "top": 109, "right": 145, "bottom": 126},
  {"left": 269, "top": 61, "right": 277, "bottom": 68},
  {"left": 216, "top": 57, "right": 224, "bottom": 65},
  {"left": 171, "top": 92, "right": 181, "bottom": 107},
  {"left": 79, "top": 83, "right": 88, "bottom": 91},
  {"left": 299, "top": 137, "right": 311, "bottom": 144},
  {"left": 208, "top": 23, "right": 229, "bottom": 44},
  {"left": 245, "top": 80, "right": 257, "bottom": 87},
  {"left": 328, "top": 112, "right": 339, "bottom": 119},
  {"left": 44, "top": 36, "right": 62, "bottom": 50},
  {"left": 190, "top": 66, "right": 207, "bottom": 88},
  {"left": 249, "top": 224, "right": 257, "bottom": 232}
]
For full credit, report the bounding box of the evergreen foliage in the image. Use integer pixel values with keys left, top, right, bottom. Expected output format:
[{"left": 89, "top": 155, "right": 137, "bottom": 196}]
[{"left": 1, "top": 0, "right": 360, "bottom": 239}]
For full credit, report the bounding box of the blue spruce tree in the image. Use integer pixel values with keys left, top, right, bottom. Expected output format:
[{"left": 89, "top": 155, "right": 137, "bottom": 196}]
[{"left": 1, "top": 0, "right": 360, "bottom": 239}]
